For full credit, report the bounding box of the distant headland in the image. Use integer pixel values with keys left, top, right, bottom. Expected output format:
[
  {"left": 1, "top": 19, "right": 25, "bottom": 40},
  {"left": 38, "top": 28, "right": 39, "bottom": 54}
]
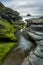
[{"left": 26, "top": 14, "right": 31, "bottom": 16}]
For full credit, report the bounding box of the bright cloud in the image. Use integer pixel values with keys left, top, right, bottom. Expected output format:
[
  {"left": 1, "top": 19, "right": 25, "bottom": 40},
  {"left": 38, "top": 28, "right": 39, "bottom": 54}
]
[{"left": 0, "top": 0, "right": 43, "bottom": 16}]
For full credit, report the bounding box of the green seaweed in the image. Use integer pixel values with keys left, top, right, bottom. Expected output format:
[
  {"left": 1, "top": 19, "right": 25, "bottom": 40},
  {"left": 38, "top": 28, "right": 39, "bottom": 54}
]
[
  {"left": 0, "top": 18, "right": 17, "bottom": 41},
  {"left": 0, "top": 42, "right": 17, "bottom": 64},
  {"left": 0, "top": 18, "right": 18, "bottom": 64}
]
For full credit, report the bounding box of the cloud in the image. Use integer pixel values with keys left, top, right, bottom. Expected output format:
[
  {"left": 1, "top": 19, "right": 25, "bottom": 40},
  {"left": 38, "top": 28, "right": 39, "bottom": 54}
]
[{"left": 0, "top": 0, "right": 43, "bottom": 16}]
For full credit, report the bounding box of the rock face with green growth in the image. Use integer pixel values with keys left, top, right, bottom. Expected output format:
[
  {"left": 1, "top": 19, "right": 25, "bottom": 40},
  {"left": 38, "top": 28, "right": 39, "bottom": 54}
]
[
  {"left": 0, "top": 2, "right": 22, "bottom": 23},
  {"left": 0, "top": 18, "right": 17, "bottom": 41}
]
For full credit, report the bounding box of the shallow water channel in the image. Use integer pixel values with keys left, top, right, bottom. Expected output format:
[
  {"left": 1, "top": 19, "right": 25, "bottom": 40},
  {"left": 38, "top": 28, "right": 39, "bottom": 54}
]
[{"left": 3, "top": 31, "right": 33, "bottom": 65}]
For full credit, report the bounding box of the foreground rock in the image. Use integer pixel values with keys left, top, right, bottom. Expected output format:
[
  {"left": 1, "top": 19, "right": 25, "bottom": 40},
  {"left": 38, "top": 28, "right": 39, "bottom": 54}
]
[
  {"left": 26, "top": 17, "right": 43, "bottom": 40},
  {"left": 21, "top": 18, "right": 43, "bottom": 65},
  {"left": 21, "top": 40, "right": 43, "bottom": 65}
]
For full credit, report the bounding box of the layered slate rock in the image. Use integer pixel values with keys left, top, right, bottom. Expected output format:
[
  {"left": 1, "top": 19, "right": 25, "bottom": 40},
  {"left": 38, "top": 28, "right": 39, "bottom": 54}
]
[
  {"left": 34, "top": 40, "right": 43, "bottom": 58},
  {"left": 28, "top": 24, "right": 43, "bottom": 65},
  {"left": 28, "top": 40, "right": 43, "bottom": 65},
  {"left": 21, "top": 18, "right": 43, "bottom": 65},
  {"left": 27, "top": 24, "right": 43, "bottom": 40},
  {"left": 21, "top": 40, "right": 43, "bottom": 65}
]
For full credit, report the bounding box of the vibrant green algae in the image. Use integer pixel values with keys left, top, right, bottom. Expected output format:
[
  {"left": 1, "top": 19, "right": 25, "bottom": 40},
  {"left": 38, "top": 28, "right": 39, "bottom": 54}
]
[
  {"left": 0, "top": 42, "right": 17, "bottom": 64},
  {"left": 0, "top": 18, "right": 18, "bottom": 64},
  {"left": 0, "top": 18, "right": 17, "bottom": 41}
]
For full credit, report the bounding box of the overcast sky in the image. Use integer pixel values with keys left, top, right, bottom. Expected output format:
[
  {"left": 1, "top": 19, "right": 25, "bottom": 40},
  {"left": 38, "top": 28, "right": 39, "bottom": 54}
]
[{"left": 0, "top": 0, "right": 43, "bottom": 16}]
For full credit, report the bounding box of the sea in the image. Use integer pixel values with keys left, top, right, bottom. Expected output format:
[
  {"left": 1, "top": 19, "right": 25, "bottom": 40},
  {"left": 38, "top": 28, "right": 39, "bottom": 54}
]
[{"left": 22, "top": 16, "right": 41, "bottom": 21}]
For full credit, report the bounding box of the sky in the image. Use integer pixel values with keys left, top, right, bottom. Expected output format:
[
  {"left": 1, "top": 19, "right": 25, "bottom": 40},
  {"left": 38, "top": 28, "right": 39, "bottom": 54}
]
[{"left": 0, "top": 0, "right": 43, "bottom": 16}]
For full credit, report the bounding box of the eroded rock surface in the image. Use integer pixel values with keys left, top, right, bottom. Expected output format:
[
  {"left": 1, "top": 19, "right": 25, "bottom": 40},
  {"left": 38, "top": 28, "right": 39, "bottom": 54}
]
[{"left": 21, "top": 19, "right": 43, "bottom": 65}]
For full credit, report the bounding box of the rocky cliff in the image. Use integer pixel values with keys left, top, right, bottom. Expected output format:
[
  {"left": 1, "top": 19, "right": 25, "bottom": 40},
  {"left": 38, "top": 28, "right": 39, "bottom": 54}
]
[
  {"left": 0, "top": 2, "right": 22, "bottom": 41},
  {"left": 0, "top": 2, "right": 22, "bottom": 24}
]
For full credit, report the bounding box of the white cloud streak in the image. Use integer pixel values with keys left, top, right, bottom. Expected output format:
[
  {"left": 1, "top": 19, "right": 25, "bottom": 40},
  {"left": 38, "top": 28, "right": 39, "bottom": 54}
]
[{"left": 0, "top": 0, "right": 43, "bottom": 16}]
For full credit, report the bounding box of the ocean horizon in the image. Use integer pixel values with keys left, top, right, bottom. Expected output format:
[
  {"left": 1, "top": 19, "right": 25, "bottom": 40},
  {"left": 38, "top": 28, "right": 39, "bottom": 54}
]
[{"left": 22, "top": 16, "right": 43, "bottom": 21}]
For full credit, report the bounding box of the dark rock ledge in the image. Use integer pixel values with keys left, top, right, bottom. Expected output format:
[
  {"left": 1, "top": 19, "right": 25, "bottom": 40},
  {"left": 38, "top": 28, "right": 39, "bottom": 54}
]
[{"left": 21, "top": 18, "right": 43, "bottom": 65}]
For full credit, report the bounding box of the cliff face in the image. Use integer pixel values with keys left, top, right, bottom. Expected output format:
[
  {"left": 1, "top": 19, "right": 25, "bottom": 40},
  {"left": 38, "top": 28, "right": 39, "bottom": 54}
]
[
  {"left": 0, "top": 18, "right": 17, "bottom": 41},
  {"left": 0, "top": 2, "right": 22, "bottom": 24},
  {"left": 0, "top": 2, "right": 21, "bottom": 41}
]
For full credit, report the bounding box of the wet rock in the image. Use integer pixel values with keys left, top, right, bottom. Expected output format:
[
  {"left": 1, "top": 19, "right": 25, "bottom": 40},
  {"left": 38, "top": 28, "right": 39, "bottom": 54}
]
[
  {"left": 2, "top": 32, "right": 33, "bottom": 65},
  {"left": 29, "top": 52, "right": 43, "bottom": 65},
  {"left": 39, "top": 40, "right": 43, "bottom": 47},
  {"left": 21, "top": 18, "right": 43, "bottom": 65},
  {"left": 27, "top": 23, "right": 43, "bottom": 40},
  {"left": 30, "top": 25, "right": 43, "bottom": 32},
  {"left": 34, "top": 40, "right": 43, "bottom": 58},
  {"left": 26, "top": 18, "right": 43, "bottom": 24},
  {"left": 21, "top": 56, "right": 30, "bottom": 65},
  {"left": 21, "top": 41, "right": 43, "bottom": 65},
  {"left": 27, "top": 31, "right": 43, "bottom": 40},
  {"left": 28, "top": 40, "right": 43, "bottom": 65},
  {"left": 40, "top": 16, "right": 43, "bottom": 19}
]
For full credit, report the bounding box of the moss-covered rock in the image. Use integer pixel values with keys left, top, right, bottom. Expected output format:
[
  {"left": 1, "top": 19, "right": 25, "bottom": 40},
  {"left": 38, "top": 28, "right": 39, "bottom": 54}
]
[
  {"left": 0, "top": 18, "right": 17, "bottom": 41},
  {"left": 0, "top": 2, "right": 22, "bottom": 23}
]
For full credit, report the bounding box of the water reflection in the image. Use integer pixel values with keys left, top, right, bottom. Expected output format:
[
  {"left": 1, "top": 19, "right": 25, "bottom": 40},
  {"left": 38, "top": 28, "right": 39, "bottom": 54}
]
[
  {"left": 19, "top": 35, "right": 32, "bottom": 51},
  {"left": 3, "top": 31, "right": 33, "bottom": 65}
]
